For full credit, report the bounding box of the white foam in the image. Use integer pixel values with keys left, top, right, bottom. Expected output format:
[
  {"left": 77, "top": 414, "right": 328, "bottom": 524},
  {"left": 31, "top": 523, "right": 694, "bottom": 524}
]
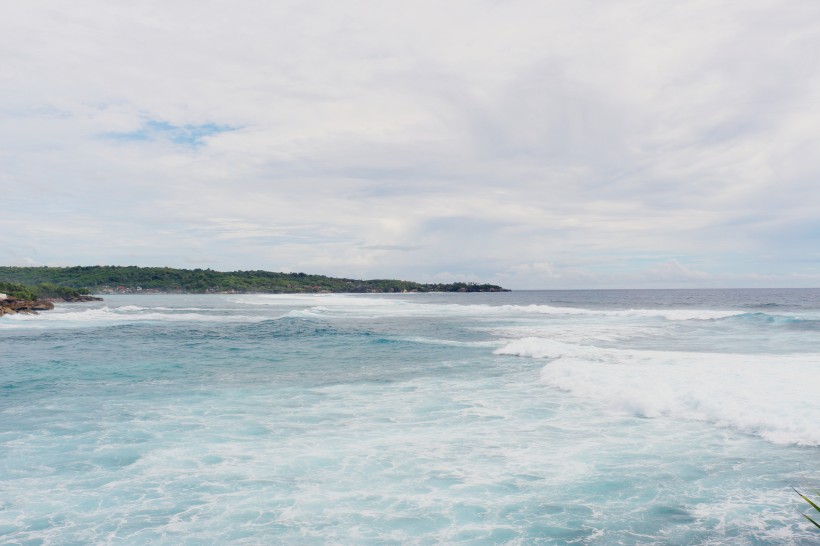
[
  {"left": 233, "top": 294, "right": 404, "bottom": 308},
  {"left": 496, "top": 337, "right": 820, "bottom": 446},
  {"left": 0, "top": 306, "right": 267, "bottom": 327},
  {"left": 151, "top": 306, "right": 213, "bottom": 311},
  {"left": 603, "top": 308, "right": 741, "bottom": 320},
  {"left": 231, "top": 294, "right": 745, "bottom": 321},
  {"left": 401, "top": 336, "right": 503, "bottom": 348},
  {"left": 485, "top": 324, "right": 658, "bottom": 344},
  {"left": 482, "top": 305, "right": 740, "bottom": 321},
  {"left": 114, "top": 305, "right": 213, "bottom": 311}
]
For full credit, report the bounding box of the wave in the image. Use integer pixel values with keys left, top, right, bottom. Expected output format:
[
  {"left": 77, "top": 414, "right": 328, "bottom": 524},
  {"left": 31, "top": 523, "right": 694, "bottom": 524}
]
[
  {"left": 232, "top": 294, "right": 404, "bottom": 308},
  {"left": 718, "top": 312, "right": 820, "bottom": 330},
  {"left": 495, "top": 338, "right": 820, "bottom": 446},
  {"left": 487, "top": 304, "right": 741, "bottom": 321},
  {"left": 477, "top": 305, "right": 740, "bottom": 321},
  {"left": 484, "top": 324, "right": 658, "bottom": 344},
  {"left": 116, "top": 305, "right": 145, "bottom": 311},
  {"left": 744, "top": 302, "right": 788, "bottom": 309},
  {"left": 240, "top": 294, "right": 745, "bottom": 322},
  {"left": 400, "top": 336, "right": 502, "bottom": 348},
  {"left": 0, "top": 306, "right": 268, "bottom": 328},
  {"left": 111, "top": 305, "right": 219, "bottom": 312}
]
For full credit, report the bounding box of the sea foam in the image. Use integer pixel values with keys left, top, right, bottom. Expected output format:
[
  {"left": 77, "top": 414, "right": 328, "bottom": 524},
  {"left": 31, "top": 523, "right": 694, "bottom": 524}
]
[
  {"left": 496, "top": 337, "right": 820, "bottom": 445},
  {"left": 0, "top": 306, "right": 266, "bottom": 328},
  {"left": 241, "top": 294, "right": 744, "bottom": 322}
]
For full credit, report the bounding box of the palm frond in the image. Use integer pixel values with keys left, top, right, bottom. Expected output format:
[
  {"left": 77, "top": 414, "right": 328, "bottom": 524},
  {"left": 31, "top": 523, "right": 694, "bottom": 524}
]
[{"left": 794, "top": 487, "right": 820, "bottom": 530}]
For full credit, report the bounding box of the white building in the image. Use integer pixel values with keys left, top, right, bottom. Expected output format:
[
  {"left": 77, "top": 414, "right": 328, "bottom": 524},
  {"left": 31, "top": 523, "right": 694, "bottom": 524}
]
[{"left": 0, "top": 293, "right": 7, "bottom": 300}]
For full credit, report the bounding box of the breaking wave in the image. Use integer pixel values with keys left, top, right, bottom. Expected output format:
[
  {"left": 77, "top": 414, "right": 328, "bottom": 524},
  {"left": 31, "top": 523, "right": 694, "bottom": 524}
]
[
  {"left": 496, "top": 337, "right": 820, "bottom": 446},
  {"left": 718, "top": 312, "right": 820, "bottom": 330},
  {"left": 237, "top": 294, "right": 744, "bottom": 321},
  {"left": 0, "top": 306, "right": 267, "bottom": 328}
]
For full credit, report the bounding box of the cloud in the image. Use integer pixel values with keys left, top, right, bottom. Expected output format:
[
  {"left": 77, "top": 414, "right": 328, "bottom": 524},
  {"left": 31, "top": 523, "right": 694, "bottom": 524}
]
[
  {"left": 1, "top": 1, "right": 820, "bottom": 287},
  {"left": 642, "top": 260, "right": 711, "bottom": 282}
]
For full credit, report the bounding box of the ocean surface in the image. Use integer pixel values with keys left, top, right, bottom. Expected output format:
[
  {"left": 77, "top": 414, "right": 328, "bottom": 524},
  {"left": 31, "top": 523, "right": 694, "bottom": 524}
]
[{"left": 2, "top": 289, "right": 820, "bottom": 544}]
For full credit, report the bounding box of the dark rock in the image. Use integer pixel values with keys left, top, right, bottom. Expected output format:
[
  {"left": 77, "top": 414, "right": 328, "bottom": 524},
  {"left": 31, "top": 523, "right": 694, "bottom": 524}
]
[
  {"left": 0, "top": 295, "right": 104, "bottom": 319},
  {"left": 0, "top": 299, "right": 54, "bottom": 315}
]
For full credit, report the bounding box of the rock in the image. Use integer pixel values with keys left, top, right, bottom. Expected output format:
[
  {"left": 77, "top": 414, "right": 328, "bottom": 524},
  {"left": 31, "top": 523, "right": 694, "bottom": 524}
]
[
  {"left": 0, "top": 299, "right": 53, "bottom": 315},
  {"left": 0, "top": 296, "right": 99, "bottom": 319}
]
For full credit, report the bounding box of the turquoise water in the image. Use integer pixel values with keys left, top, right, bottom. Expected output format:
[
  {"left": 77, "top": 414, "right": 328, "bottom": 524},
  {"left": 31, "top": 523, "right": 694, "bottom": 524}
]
[{"left": 1, "top": 290, "right": 819, "bottom": 544}]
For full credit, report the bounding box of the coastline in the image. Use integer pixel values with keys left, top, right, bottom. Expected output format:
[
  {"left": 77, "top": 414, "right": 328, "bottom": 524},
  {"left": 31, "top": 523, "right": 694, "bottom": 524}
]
[
  {"left": 0, "top": 294, "right": 102, "bottom": 317},
  {"left": 0, "top": 266, "right": 510, "bottom": 295}
]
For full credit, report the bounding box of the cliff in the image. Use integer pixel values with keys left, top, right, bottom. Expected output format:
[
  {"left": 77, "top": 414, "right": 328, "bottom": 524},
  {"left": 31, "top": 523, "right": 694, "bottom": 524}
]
[{"left": 0, "top": 296, "right": 55, "bottom": 316}]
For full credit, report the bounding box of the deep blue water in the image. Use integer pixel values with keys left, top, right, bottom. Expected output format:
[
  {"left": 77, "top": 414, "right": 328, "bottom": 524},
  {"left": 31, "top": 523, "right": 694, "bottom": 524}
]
[{"left": 1, "top": 290, "right": 819, "bottom": 544}]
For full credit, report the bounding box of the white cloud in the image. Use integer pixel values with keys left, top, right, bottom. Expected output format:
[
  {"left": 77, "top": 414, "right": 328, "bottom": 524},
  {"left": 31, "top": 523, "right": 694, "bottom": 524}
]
[
  {"left": 642, "top": 260, "right": 711, "bottom": 282},
  {"left": 2, "top": 1, "right": 820, "bottom": 287}
]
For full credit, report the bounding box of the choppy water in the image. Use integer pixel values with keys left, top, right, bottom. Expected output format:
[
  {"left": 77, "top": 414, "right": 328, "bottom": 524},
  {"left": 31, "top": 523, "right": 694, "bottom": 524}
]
[{"left": 2, "top": 289, "right": 820, "bottom": 544}]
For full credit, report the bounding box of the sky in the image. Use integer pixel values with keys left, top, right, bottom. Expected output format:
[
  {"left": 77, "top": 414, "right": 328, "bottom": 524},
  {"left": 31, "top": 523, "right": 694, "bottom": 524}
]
[{"left": 2, "top": 1, "right": 820, "bottom": 289}]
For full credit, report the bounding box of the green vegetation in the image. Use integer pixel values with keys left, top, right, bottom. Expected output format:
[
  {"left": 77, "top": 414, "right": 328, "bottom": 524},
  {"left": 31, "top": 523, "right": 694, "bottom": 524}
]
[
  {"left": 0, "top": 266, "right": 508, "bottom": 294},
  {"left": 795, "top": 488, "right": 820, "bottom": 530},
  {"left": 0, "top": 280, "right": 90, "bottom": 301},
  {"left": 0, "top": 281, "right": 38, "bottom": 300}
]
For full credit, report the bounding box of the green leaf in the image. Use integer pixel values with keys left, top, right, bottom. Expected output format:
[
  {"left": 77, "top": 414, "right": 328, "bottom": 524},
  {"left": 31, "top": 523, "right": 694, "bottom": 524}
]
[
  {"left": 795, "top": 489, "right": 820, "bottom": 514},
  {"left": 803, "top": 513, "right": 820, "bottom": 530}
]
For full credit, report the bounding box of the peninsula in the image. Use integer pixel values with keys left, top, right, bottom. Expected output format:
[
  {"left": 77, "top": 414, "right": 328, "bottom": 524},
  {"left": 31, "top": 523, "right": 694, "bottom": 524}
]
[
  {"left": 0, "top": 280, "right": 102, "bottom": 317},
  {"left": 0, "top": 266, "right": 509, "bottom": 295}
]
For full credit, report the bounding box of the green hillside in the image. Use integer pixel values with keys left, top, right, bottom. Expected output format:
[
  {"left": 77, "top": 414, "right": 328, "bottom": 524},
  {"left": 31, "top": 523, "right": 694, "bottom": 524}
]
[
  {"left": 0, "top": 280, "right": 91, "bottom": 301},
  {"left": 0, "top": 266, "right": 508, "bottom": 294}
]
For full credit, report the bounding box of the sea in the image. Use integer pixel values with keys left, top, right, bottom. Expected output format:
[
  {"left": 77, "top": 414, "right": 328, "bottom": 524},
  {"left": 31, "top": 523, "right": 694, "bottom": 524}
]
[{"left": 1, "top": 289, "right": 819, "bottom": 545}]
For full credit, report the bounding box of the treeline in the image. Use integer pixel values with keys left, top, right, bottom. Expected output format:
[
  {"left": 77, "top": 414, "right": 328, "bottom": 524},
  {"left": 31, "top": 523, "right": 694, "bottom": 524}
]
[
  {"left": 0, "top": 281, "right": 90, "bottom": 301},
  {"left": 0, "top": 266, "right": 508, "bottom": 294}
]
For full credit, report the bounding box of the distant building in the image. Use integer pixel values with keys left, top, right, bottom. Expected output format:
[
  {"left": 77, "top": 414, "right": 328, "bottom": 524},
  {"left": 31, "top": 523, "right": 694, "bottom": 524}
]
[{"left": 0, "top": 293, "right": 6, "bottom": 300}]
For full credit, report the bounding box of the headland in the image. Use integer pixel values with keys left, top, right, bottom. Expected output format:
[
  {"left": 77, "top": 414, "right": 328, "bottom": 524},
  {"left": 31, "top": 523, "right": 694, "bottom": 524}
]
[{"left": 0, "top": 266, "right": 509, "bottom": 295}]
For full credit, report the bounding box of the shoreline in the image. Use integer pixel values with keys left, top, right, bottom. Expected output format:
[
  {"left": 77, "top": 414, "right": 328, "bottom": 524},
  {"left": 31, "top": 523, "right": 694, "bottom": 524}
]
[{"left": 0, "top": 295, "right": 103, "bottom": 317}]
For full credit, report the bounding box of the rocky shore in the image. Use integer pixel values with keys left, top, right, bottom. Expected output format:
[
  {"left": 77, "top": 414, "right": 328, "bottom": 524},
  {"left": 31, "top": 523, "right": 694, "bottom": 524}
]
[{"left": 0, "top": 294, "right": 102, "bottom": 317}]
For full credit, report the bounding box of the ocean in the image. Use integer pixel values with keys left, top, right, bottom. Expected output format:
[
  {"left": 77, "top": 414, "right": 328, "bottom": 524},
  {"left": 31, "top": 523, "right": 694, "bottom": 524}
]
[{"left": 1, "top": 289, "right": 819, "bottom": 544}]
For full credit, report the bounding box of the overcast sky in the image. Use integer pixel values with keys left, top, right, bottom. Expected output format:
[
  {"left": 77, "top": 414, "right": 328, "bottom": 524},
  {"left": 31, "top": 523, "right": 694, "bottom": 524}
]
[{"left": 2, "top": 1, "right": 819, "bottom": 288}]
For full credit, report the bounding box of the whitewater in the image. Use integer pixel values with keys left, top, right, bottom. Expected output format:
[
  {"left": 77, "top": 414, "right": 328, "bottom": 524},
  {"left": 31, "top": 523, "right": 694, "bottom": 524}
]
[{"left": 1, "top": 289, "right": 819, "bottom": 544}]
